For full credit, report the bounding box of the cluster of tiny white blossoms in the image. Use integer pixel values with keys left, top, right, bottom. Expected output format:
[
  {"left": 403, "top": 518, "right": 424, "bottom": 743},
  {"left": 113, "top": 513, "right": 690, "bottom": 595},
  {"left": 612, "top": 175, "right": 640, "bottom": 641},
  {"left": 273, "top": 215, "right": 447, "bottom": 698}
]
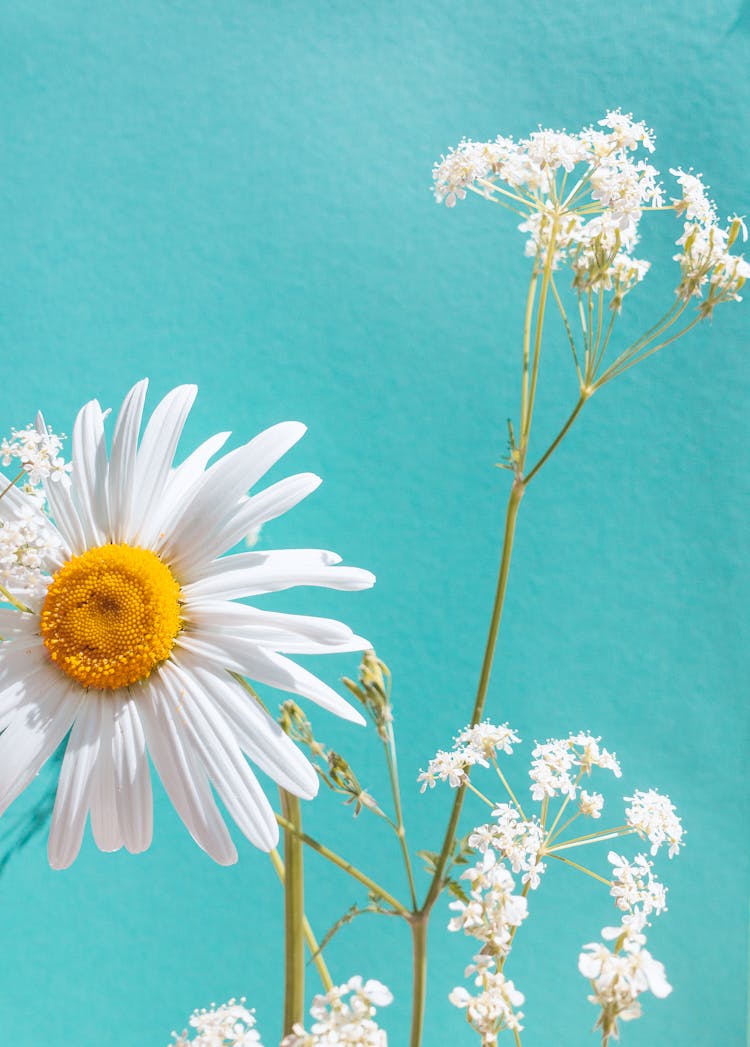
[
  {"left": 529, "top": 731, "right": 621, "bottom": 803},
  {"left": 670, "top": 168, "right": 750, "bottom": 310},
  {"left": 417, "top": 720, "right": 520, "bottom": 791},
  {"left": 578, "top": 923, "right": 672, "bottom": 1042},
  {"left": 420, "top": 723, "right": 684, "bottom": 1043},
  {"left": 0, "top": 502, "right": 63, "bottom": 599},
  {"left": 280, "top": 977, "right": 392, "bottom": 1047},
  {"left": 433, "top": 110, "right": 749, "bottom": 312},
  {"left": 469, "top": 803, "right": 546, "bottom": 888},
  {"left": 0, "top": 423, "right": 71, "bottom": 600},
  {"left": 170, "top": 999, "right": 263, "bottom": 1047},
  {"left": 625, "top": 788, "right": 684, "bottom": 858},
  {"left": 608, "top": 851, "right": 667, "bottom": 930},
  {"left": 0, "top": 424, "right": 72, "bottom": 487},
  {"left": 448, "top": 850, "right": 529, "bottom": 956},
  {"left": 449, "top": 961, "right": 525, "bottom": 1046}
]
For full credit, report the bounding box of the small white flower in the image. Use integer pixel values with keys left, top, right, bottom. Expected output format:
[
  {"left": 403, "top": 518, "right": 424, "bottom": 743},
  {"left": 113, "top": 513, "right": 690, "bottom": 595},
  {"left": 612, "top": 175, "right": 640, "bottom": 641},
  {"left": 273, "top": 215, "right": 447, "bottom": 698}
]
[
  {"left": 0, "top": 424, "right": 72, "bottom": 487},
  {"left": 608, "top": 851, "right": 667, "bottom": 923},
  {"left": 448, "top": 850, "right": 528, "bottom": 956},
  {"left": 281, "top": 976, "right": 391, "bottom": 1046},
  {"left": 579, "top": 922, "right": 671, "bottom": 1041},
  {"left": 171, "top": 998, "right": 263, "bottom": 1047},
  {"left": 579, "top": 789, "right": 604, "bottom": 818},
  {"left": 625, "top": 789, "right": 684, "bottom": 857},
  {"left": 450, "top": 964, "right": 525, "bottom": 1044}
]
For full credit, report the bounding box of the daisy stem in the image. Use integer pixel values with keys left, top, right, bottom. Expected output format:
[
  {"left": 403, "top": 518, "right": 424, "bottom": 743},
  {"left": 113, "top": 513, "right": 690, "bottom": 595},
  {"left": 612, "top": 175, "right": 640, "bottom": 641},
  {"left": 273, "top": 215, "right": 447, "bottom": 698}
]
[
  {"left": 269, "top": 848, "right": 334, "bottom": 992},
  {"left": 274, "top": 812, "right": 409, "bottom": 916},
  {"left": 408, "top": 913, "right": 429, "bottom": 1047},
  {"left": 280, "top": 790, "right": 305, "bottom": 1036}
]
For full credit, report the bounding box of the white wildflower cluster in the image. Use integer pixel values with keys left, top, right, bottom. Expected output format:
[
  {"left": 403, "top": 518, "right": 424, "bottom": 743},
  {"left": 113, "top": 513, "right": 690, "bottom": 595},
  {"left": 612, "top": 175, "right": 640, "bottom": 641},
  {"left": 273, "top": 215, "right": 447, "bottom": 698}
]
[
  {"left": 579, "top": 923, "right": 671, "bottom": 1042},
  {"left": 529, "top": 731, "right": 620, "bottom": 802},
  {"left": 0, "top": 424, "right": 72, "bottom": 487},
  {"left": 625, "top": 788, "right": 684, "bottom": 858},
  {"left": 0, "top": 502, "right": 62, "bottom": 600},
  {"left": 671, "top": 168, "right": 750, "bottom": 308},
  {"left": 433, "top": 111, "right": 660, "bottom": 306},
  {"left": 450, "top": 963, "right": 525, "bottom": 1046},
  {"left": 469, "top": 803, "right": 546, "bottom": 889},
  {"left": 281, "top": 977, "right": 392, "bottom": 1047},
  {"left": 448, "top": 850, "right": 528, "bottom": 957},
  {"left": 608, "top": 851, "right": 667, "bottom": 929},
  {"left": 0, "top": 420, "right": 73, "bottom": 602},
  {"left": 418, "top": 720, "right": 520, "bottom": 791},
  {"left": 170, "top": 999, "right": 263, "bottom": 1047},
  {"left": 434, "top": 111, "right": 750, "bottom": 315}
]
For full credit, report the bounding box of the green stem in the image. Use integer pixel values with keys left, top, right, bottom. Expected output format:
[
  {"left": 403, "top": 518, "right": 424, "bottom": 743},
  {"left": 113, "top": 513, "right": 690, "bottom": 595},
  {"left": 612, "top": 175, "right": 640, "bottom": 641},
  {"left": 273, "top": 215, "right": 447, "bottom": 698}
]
[
  {"left": 420, "top": 479, "right": 525, "bottom": 916},
  {"left": 549, "top": 852, "right": 612, "bottom": 887},
  {"left": 0, "top": 469, "right": 25, "bottom": 501},
  {"left": 521, "top": 218, "right": 558, "bottom": 448},
  {"left": 384, "top": 722, "right": 418, "bottom": 910},
  {"left": 0, "top": 585, "right": 31, "bottom": 613},
  {"left": 269, "top": 848, "right": 334, "bottom": 993},
  {"left": 274, "top": 812, "right": 409, "bottom": 916},
  {"left": 280, "top": 791, "right": 305, "bottom": 1036},
  {"left": 524, "top": 393, "right": 589, "bottom": 485},
  {"left": 408, "top": 915, "right": 429, "bottom": 1047}
]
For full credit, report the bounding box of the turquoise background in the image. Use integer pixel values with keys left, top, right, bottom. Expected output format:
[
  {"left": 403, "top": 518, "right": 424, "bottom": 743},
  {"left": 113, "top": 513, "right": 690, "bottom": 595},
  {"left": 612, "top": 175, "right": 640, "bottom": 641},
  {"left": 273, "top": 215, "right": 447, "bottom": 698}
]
[{"left": 0, "top": 2, "right": 747, "bottom": 1045}]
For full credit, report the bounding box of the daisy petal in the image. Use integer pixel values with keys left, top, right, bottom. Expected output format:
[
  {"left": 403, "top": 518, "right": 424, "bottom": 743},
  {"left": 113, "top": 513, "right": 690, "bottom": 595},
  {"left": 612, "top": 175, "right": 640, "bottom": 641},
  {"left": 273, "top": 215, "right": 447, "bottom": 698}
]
[
  {"left": 159, "top": 422, "right": 306, "bottom": 573},
  {"left": 186, "top": 600, "right": 360, "bottom": 647},
  {"left": 71, "top": 399, "right": 109, "bottom": 546},
  {"left": 0, "top": 677, "right": 82, "bottom": 815},
  {"left": 183, "top": 548, "right": 375, "bottom": 600},
  {"left": 89, "top": 699, "right": 122, "bottom": 852},
  {"left": 129, "top": 385, "right": 197, "bottom": 545},
  {"left": 180, "top": 656, "right": 318, "bottom": 799},
  {"left": 176, "top": 637, "right": 364, "bottom": 725},
  {"left": 111, "top": 692, "right": 153, "bottom": 854},
  {"left": 191, "top": 473, "right": 322, "bottom": 568},
  {"left": 139, "top": 678, "right": 238, "bottom": 865},
  {"left": 107, "top": 379, "right": 148, "bottom": 543},
  {"left": 164, "top": 660, "right": 279, "bottom": 851},
  {"left": 48, "top": 698, "right": 102, "bottom": 869}
]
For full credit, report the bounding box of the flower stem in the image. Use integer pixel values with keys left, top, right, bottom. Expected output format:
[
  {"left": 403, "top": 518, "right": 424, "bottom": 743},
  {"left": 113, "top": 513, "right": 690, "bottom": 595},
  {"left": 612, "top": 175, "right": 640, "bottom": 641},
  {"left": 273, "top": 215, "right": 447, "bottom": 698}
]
[
  {"left": 549, "top": 852, "right": 611, "bottom": 887},
  {"left": 408, "top": 914, "right": 429, "bottom": 1047},
  {"left": 280, "top": 791, "right": 305, "bottom": 1036},
  {"left": 274, "top": 812, "right": 409, "bottom": 916},
  {"left": 420, "top": 479, "right": 525, "bottom": 917},
  {"left": 524, "top": 392, "right": 589, "bottom": 485},
  {"left": 269, "top": 848, "right": 334, "bottom": 992},
  {"left": 383, "top": 722, "right": 419, "bottom": 910},
  {"left": 0, "top": 469, "right": 25, "bottom": 501}
]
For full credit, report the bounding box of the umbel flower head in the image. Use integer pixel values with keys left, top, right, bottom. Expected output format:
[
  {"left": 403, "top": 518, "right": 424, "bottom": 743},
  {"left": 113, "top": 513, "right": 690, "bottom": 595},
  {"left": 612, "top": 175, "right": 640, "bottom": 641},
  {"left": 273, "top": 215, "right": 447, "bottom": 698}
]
[{"left": 0, "top": 380, "right": 374, "bottom": 868}]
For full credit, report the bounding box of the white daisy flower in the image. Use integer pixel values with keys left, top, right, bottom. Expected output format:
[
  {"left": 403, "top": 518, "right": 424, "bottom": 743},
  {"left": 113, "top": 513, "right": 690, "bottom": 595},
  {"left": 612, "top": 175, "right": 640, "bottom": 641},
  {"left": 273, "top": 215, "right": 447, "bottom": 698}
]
[{"left": 0, "top": 379, "right": 375, "bottom": 868}]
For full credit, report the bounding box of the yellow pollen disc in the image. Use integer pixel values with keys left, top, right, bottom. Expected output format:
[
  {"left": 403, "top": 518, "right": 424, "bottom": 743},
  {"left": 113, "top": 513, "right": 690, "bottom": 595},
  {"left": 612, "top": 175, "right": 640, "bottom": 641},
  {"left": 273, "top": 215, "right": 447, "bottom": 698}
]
[{"left": 40, "top": 543, "right": 182, "bottom": 690}]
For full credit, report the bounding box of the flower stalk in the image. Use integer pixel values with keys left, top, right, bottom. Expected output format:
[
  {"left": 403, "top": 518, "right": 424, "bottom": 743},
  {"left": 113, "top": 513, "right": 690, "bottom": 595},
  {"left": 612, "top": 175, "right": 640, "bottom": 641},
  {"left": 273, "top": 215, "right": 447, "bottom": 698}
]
[{"left": 280, "top": 790, "right": 306, "bottom": 1036}]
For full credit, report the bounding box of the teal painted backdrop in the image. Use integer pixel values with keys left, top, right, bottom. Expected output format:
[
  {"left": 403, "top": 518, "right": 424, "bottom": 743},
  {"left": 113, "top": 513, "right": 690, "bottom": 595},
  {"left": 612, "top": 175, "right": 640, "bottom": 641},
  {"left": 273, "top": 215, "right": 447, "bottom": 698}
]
[{"left": 0, "top": 2, "right": 747, "bottom": 1045}]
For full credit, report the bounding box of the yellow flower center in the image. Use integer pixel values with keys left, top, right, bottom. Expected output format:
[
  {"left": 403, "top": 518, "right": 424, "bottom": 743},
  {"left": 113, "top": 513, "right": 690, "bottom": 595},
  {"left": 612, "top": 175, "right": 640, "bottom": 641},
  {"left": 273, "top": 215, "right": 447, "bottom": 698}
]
[{"left": 40, "top": 543, "right": 182, "bottom": 691}]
